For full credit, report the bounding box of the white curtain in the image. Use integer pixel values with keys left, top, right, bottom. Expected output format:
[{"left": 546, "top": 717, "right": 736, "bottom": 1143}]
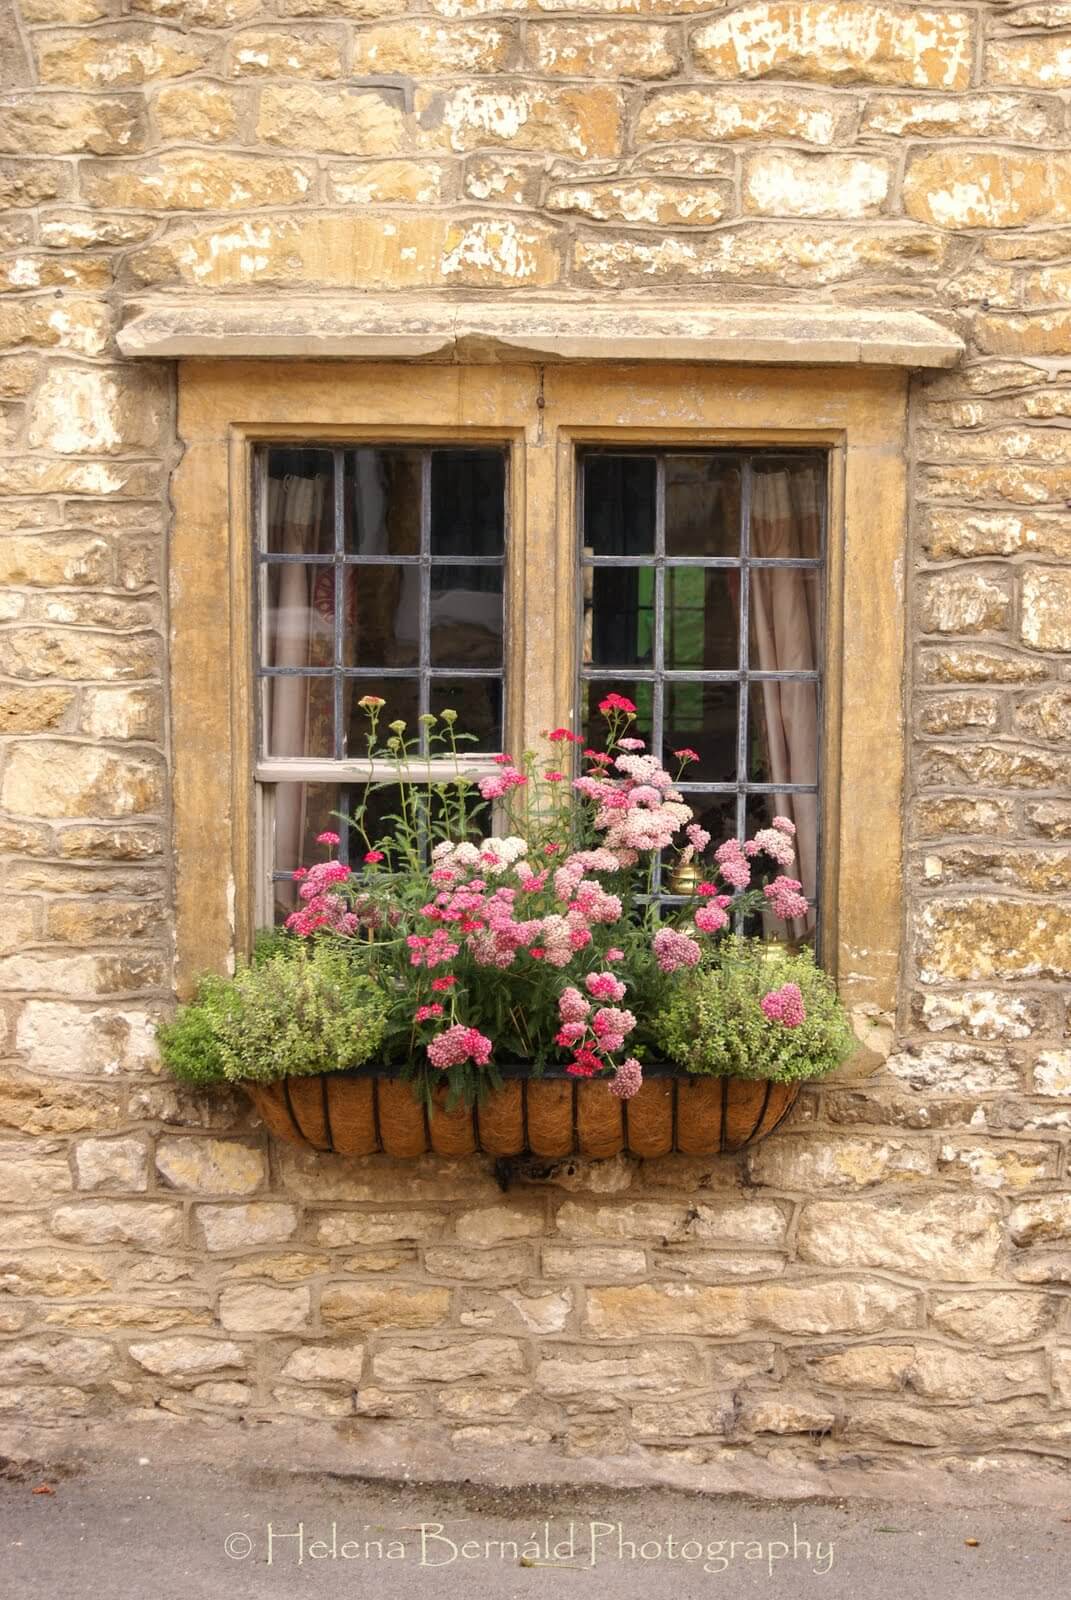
[{"left": 748, "top": 467, "right": 821, "bottom": 941}]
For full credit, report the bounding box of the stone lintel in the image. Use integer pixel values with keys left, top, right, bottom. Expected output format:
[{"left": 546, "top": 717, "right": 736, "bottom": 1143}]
[{"left": 118, "top": 299, "right": 963, "bottom": 369}]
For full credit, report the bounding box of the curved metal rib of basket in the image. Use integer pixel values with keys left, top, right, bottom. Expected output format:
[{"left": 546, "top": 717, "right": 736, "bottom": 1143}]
[{"left": 244, "top": 1070, "right": 800, "bottom": 1159}]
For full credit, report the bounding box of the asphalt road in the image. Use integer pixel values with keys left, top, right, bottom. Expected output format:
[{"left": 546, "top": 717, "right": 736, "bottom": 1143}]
[{"left": 2, "top": 1454, "right": 1069, "bottom": 1600}]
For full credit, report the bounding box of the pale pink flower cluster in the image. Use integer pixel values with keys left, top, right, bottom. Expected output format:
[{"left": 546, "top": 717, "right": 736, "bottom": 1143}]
[
  {"left": 714, "top": 838, "right": 752, "bottom": 890},
  {"left": 746, "top": 827, "right": 797, "bottom": 869},
  {"left": 764, "top": 876, "right": 810, "bottom": 922},
  {"left": 427, "top": 1024, "right": 493, "bottom": 1069},
  {"left": 555, "top": 983, "right": 637, "bottom": 1075},
  {"left": 695, "top": 903, "right": 730, "bottom": 935},
  {"left": 652, "top": 927, "right": 702, "bottom": 973},
  {"left": 585, "top": 970, "right": 627, "bottom": 1002},
  {"left": 609, "top": 1057, "right": 644, "bottom": 1100},
  {"left": 760, "top": 982, "right": 806, "bottom": 1027},
  {"left": 285, "top": 859, "right": 360, "bottom": 937}
]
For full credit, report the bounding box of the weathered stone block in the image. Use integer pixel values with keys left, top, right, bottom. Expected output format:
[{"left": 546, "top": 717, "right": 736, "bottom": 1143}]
[
  {"left": 1008, "top": 1196, "right": 1071, "bottom": 1246},
  {"left": 459, "top": 1285, "right": 571, "bottom": 1333},
  {"left": 914, "top": 991, "right": 1045, "bottom": 1041},
  {"left": 862, "top": 90, "right": 1061, "bottom": 140},
  {"left": 546, "top": 179, "right": 729, "bottom": 226},
  {"left": 930, "top": 1290, "right": 1057, "bottom": 1345},
  {"left": 0, "top": 94, "right": 144, "bottom": 156},
  {"left": 938, "top": 1140, "right": 1057, "bottom": 1190},
  {"left": 915, "top": 897, "right": 1071, "bottom": 982},
  {"left": 541, "top": 1244, "right": 647, "bottom": 1277},
  {"left": 632, "top": 1397, "right": 734, "bottom": 1439},
  {"left": 281, "top": 1342, "right": 366, "bottom": 1383},
  {"left": 906, "top": 151, "right": 1070, "bottom": 228},
  {"left": 155, "top": 1138, "right": 265, "bottom": 1196},
  {"left": 743, "top": 151, "right": 890, "bottom": 218},
  {"left": 1021, "top": 567, "right": 1071, "bottom": 651},
  {"left": 916, "top": 692, "right": 1000, "bottom": 736},
  {"left": 1033, "top": 1050, "right": 1071, "bottom": 1096},
  {"left": 417, "top": 83, "right": 623, "bottom": 157},
  {"left": 1, "top": 743, "right": 163, "bottom": 819},
  {"left": 256, "top": 85, "right": 404, "bottom": 154},
  {"left": 195, "top": 1204, "right": 299, "bottom": 1251},
  {"left": 325, "top": 160, "right": 444, "bottom": 205},
  {"left": 0, "top": 686, "right": 73, "bottom": 733},
  {"left": 52, "top": 1201, "right": 182, "bottom": 1250},
  {"left": 73, "top": 1137, "right": 149, "bottom": 1192},
  {"left": 1014, "top": 690, "right": 1071, "bottom": 744},
  {"left": 218, "top": 1283, "right": 310, "bottom": 1333},
  {"left": 129, "top": 1337, "right": 244, "bottom": 1376},
  {"left": 918, "top": 743, "right": 1067, "bottom": 790},
  {"left": 748, "top": 1135, "right": 930, "bottom": 1190},
  {"left": 985, "top": 36, "right": 1071, "bottom": 88},
  {"left": 455, "top": 1206, "right": 545, "bottom": 1246},
  {"left": 35, "top": 26, "right": 212, "bottom": 86},
  {"left": 585, "top": 1278, "right": 917, "bottom": 1337},
  {"left": 798, "top": 1194, "right": 1002, "bottom": 1275},
  {"left": 227, "top": 27, "right": 345, "bottom": 77},
  {"left": 918, "top": 571, "right": 1010, "bottom": 635},
  {"left": 82, "top": 153, "right": 314, "bottom": 211},
  {"left": 801, "top": 1343, "right": 913, "bottom": 1390},
  {"left": 637, "top": 85, "right": 855, "bottom": 145},
  {"left": 0, "top": 1336, "right": 111, "bottom": 1383},
  {"left": 691, "top": 4, "right": 973, "bottom": 90},
  {"left": 153, "top": 83, "right": 242, "bottom": 143},
  {"left": 372, "top": 1338, "right": 524, "bottom": 1384},
  {"left": 351, "top": 23, "right": 512, "bottom": 73},
  {"left": 422, "top": 1245, "right": 534, "bottom": 1282},
  {"left": 320, "top": 1284, "right": 451, "bottom": 1330},
  {"left": 530, "top": 22, "right": 678, "bottom": 79}
]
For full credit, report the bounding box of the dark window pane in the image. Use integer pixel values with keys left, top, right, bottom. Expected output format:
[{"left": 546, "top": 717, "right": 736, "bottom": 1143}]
[
  {"left": 665, "top": 456, "right": 741, "bottom": 557},
  {"left": 581, "top": 678, "right": 654, "bottom": 754},
  {"left": 665, "top": 566, "right": 738, "bottom": 672},
  {"left": 262, "top": 561, "right": 334, "bottom": 670},
  {"left": 429, "top": 678, "right": 502, "bottom": 750},
  {"left": 585, "top": 566, "right": 654, "bottom": 669},
  {"left": 344, "top": 447, "right": 422, "bottom": 556},
  {"left": 429, "top": 566, "right": 504, "bottom": 667},
  {"left": 665, "top": 681, "right": 737, "bottom": 783},
  {"left": 348, "top": 564, "right": 418, "bottom": 668},
  {"left": 430, "top": 449, "right": 506, "bottom": 557},
  {"left": 344, "top": 677, "right": 420, "bottom": 757},
  {"left": 582, "top": 455, "right": 656, "bottom": 557},
  {"left": 749, "top": 680, "right": 819, "bottom": 787},
  {"left": 263, "top": 449, "right": 334, "bottom": 555},
  {"left": 751, "top": 459, "right": 822, "bottom": 559},
  {"left": 749, "top": 567, "right": 820, "bottom": 671}
]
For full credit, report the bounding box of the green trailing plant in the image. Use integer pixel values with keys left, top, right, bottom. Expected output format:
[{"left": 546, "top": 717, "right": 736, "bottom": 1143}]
[
  {"left": 159, "top": 939, "right": 388, "bottom": 1087},
  {"left": 651, "top": 937, "right": 856, "bottom": 1084}
]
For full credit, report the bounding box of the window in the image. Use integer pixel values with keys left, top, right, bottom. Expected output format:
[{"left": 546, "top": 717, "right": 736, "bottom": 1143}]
[
  {"left": 255, "top": 444, "right": 508, "bottom": 921},
  {"left": 171, "top": 361, "right": 908, "bottom": 1019}
]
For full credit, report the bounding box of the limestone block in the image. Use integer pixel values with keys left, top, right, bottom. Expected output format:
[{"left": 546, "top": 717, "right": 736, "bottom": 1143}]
[
  {"left": 226, "top": 27, "right": 346, "bottom": 77},
  {"left": 313, "top": 1209, "right": 444, "bottom": 1246},
  {"left": 530, "top": 22, "right": 678, "bottom": 79},
  {"left": 546, "top": 179, "right": 729, "bottom": 226},
  {"left": 637, "top": 85, "right": 855, "bottom": 145},
  {"left": 155, "top": 1138, "right": 266, "bottom": 1196},
  {"left": 1021, "top": 568, "right": 1071, "bottom": 650},
  {"left": 350, "top": 23, "right": 513, "bottom": 74},
  {"left": 372, "top": 1338, "right": 524, "bottom": 1384},
  {"left": 748, "top": 1135, "right": 931, "bottom": 1189},
  {"left": 194, "top": 1203, "right": 299, "bottom": 1250},
  {"left": 930, "top": 1290, "right": 1057, "bottom": 1344},
  {"left": 129, "top": 1338, "right": 245, "bottom": 1376},
  {"left": 536, "top": 1344, "right": 706, "bottom": 1396},
  {"left": 1014, "top": 690, "right": 1071, "bottom": 743},
  {"left": 585, "top": 1277, "right": 917, "bottom": 1336},
  {"left": 455, "top": 1206, "right": 545, "bottom": 1246},
  {"left": 417, "top": 83, "right": 623, "bottom": 157},
  {"left": 743, "top": 151, "right": 891, "bottom": 218},
  {"left": 917, "top": 571, "right": 1010, "bottom": 634},
  {"left": 797, "top": 1194, "right": 1002, "bottom": 1275},
  {"left": 1008, "top": 1196, "right": 1071, "bottom": 1246},
  {"left": 0, "top": 94, "right": 144, "bottom": 156},
  {"left": 218, "top": 1283, "right": 310, "bottom": 1333},
  {"left": 1033, "top": 1051, "right": 1071, "bottom": 1096},
  {"left": 73, "top": 1137, "right": 150, "bottom": 1191},
  {"left": 153, "top": 84, "right": 242, "bottom": 142},
  {"left": 0, "top": 743, "right": 163, "bottom": 819},
  {"left": 325, "top": 160, "right": 445, "bottom": 205},
  {"left": 320, "top": 1284, "right": 451, "bottom": 1330},
  {"left": 985, "top": 36, "right": 1071, "bottom": 87},
  {"left": 35, "top": 26, "right": 212, "bottom": 87},
  {"left": 281, "top": 1342, "right": 366, "bottom": 1383},
  {"left": 52, "top": 1201, "right": 182, "bottom": 1250},
  {"left": 915, "top": 898, "right": 1071, "bottom": 982},
  {"left": 256, "top": 85, "right": 404, "bottom": 154},
  {"left": 82, "top": 153, "right": 314, "bottom": 211},
  {"left": 914, "top": 991, "right": 1045, "bottom": 1041}
]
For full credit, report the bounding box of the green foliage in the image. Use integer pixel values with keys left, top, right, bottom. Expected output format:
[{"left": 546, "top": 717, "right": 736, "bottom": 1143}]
[
  {"left": 651, "top": 938, "right": 856, "bottom": 1084},
  {"left": 157, "top": 975, "right": 233, "bottom": 1087},
  {"left": 159, "top": 940, "right": 388, "bottom": 1087}
]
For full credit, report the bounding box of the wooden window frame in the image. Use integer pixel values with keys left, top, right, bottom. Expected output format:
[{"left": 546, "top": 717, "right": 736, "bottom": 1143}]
[{"left": 172, "top": 361, "right": 908, "bottom": 1021}]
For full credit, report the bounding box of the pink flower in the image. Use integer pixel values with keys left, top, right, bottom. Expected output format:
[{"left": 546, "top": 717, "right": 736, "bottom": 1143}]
[
  {"left": 316, "top": 830, "right": 340, "bottom": 846},
  {"left": 751, "top": 828, "right": 797, "bottom": 869},
  {"left": 292, "top": 867, "right": 308, "bottom": 882},
  {"left": 695, "top": 904, "right": 730, "bottom": 935},
  {"left": 764, "top": 877, "right": 810, "bottom": 922},
  {"left": 545, "top": 771, "right": 566, "bottom": 782},
  {"left": 760, "top": 982, "right": 806, "bottom": 1028},
  {"left": 566, "top": 1047, "right": 603, "bottom": 1078},
  {"left": 414, "top": 1003, "right": 444, "bottom": 1023},
  {"left": 364, "top": 850, "right": 384, "bottom": 863},
  {"left": 431, "top": 975, "right": 456, "bottom": 991},
  {"left": 407, "top": 930, "right": 460, "bottom": 969},
  {"left": 592, "top": 1006, "right": 636, "bottom": 1041},
  {"left": 686, "top": 823, "right": 711, "bottom": 853},
  {"left": 616, "top": 737, "right": 646, "bottom": 751},
  {"left": 357, "top": 695, "right": 385, "bottom": 709},
  {"left": 548, "top": 727, "right": 580, "bottom": 744},
  {"left": 585, "top": 970, "right": 627, "bottom": 1002},
  {"left": 555, "top": 1023, "right": 587, "bottom": 1046},
  {"left": 598, "top": 693, "right": 636, "bottom": 715},
  {"left": 673, "top": 748, "right": 700, "bottom": 763},
  {"left": 558, "top": 987, "right": 591, "bottom": 1024},
  {"left": 609, "top": 1058, "right": 643, "bottom": 1100},
  {"left": 719, "top": 854, "right": 751, "bottom": 890},
  {"left": 652, "top": 927, "right": 701, "bottom": 973},
  {"left": 427, "top": 1024, "right": 493, "bottom": 1069},
  {"left": 772, "top": 815, "right": 797, "bottom": 836},
  {"left": 696, "top": 882, "right": 719, "bottom": 898}
]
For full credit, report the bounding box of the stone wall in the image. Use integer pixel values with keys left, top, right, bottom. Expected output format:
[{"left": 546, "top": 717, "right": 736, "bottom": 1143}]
[{"left": 0, "top": 0, "right": 1069, "bottom": 1474}]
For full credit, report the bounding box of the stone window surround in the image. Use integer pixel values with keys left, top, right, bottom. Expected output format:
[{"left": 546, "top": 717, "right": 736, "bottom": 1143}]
[{"left": 163, "top": 306, "right": 963, "bottom": 1029}]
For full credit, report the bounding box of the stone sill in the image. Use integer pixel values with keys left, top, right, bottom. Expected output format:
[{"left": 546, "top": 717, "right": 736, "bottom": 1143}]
[{"left": 118, "top": 298, "right": 963, "bottom": 369}]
